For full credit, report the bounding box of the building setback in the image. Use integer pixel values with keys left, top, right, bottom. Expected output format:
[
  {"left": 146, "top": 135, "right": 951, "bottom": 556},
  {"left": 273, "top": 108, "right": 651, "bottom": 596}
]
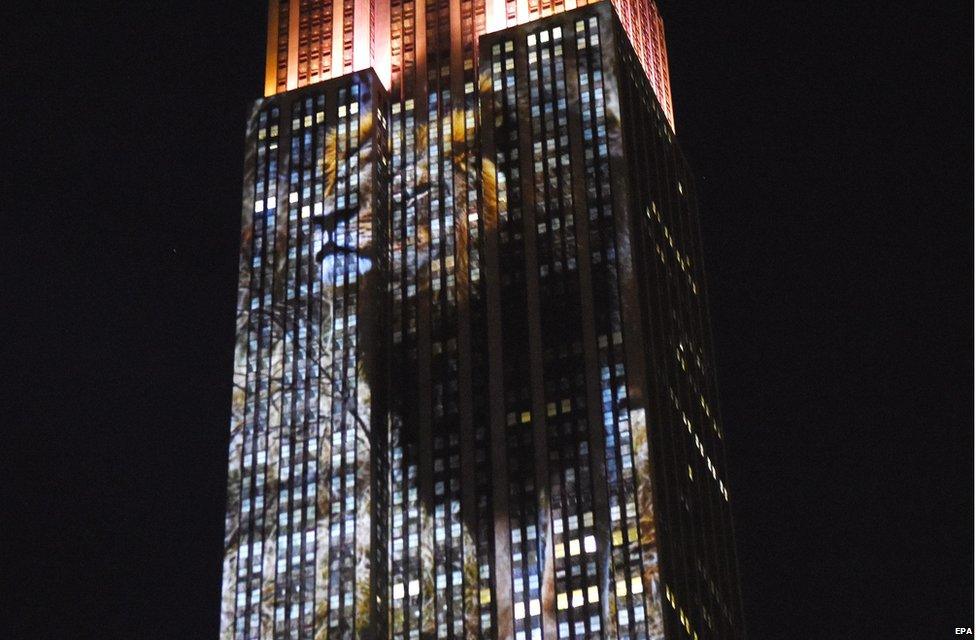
[{"left": 220, "top": 2, "right": 743, "bottom": 639}]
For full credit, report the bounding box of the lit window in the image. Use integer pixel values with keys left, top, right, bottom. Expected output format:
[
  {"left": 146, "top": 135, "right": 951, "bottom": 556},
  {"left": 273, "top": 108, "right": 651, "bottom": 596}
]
[
  {"left": 584, "top": 535, "right": 597, "bottom": 553},
  {"left": 571, "top": 589, "right": 584, "bottom": 608},
  {"left": 514, "top": 601, "right": 525, "bottom": 620},
  {"left": 587, "top": 585, "right": 599, "bottom": 603},
  {"left": 631, "top": 576, "right": 644, "bottom": 594}
]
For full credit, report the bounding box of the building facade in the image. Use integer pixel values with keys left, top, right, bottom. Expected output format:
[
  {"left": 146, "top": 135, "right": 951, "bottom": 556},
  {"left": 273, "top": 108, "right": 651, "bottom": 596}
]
[
  {"left": 222, "top": 70, "right": 391, "bottom": 639},
  {"left": 221, "top": 1, "right": 742, "bottom": 639}
]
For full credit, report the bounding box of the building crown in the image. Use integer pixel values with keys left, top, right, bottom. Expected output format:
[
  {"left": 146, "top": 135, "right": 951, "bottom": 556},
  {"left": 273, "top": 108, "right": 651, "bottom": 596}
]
[{"left": 263, "top": 0, "right": 674, "bottom": 128}]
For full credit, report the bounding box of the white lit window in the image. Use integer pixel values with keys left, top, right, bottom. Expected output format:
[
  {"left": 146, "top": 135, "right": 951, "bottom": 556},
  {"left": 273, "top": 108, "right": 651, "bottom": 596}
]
[
  {"left": 584, "top": 535, "right": 597, "bottom": 553},
  {"left": 571, "top": 589, "right": 584, "bottom": 608}
]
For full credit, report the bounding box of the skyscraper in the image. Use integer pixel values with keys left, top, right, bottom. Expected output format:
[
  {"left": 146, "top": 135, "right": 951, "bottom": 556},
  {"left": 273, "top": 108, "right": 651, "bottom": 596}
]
[{"left": 221, "top": 1, "right": 743, "bottom": 639}]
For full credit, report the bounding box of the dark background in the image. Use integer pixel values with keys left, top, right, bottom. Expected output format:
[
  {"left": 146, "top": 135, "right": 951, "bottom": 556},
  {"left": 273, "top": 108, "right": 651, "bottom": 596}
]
[{"left": 5, "top": 1, "right": 972, "bottom": 637}]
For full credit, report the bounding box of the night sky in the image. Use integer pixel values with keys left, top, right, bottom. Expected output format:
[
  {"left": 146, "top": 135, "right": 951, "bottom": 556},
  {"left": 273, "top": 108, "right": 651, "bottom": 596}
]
[{"left": 7, "top": 1, "right": 972, "bottom": 638}]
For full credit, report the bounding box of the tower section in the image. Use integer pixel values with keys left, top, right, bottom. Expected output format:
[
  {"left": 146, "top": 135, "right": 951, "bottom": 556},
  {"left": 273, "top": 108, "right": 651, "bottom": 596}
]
[
  {"left": 221, "top": 69, "right": 391, "bottom": 640},
  {"left": 479, "top": 3, "right": 743, "bottom": 637},
  {"left": 221, "top": 1, "right": 743, "bottom": 638}
]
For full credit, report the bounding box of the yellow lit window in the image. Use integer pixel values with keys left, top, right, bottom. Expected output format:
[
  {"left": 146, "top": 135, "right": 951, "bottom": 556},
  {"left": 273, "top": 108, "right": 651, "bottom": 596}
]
[
  {"left": 587, "top": 585, "right": 599, "bottom": 603},
  {"left": 631, "top": 576, "right": 643, "bottom": 594}
]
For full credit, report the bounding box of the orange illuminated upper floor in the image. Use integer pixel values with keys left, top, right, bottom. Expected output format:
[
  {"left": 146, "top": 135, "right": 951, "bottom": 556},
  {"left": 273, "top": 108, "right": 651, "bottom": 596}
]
[{"left": 263, "top": 0, "right": 674, "bottom": 129}]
